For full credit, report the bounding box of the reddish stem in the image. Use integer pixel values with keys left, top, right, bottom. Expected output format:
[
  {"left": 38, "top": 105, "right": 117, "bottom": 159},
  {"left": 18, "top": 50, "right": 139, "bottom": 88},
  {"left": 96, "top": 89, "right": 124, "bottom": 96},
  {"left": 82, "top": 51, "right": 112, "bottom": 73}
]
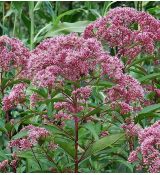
[{"left": 74, "top": 116, "right": 79, "bottom": 173}]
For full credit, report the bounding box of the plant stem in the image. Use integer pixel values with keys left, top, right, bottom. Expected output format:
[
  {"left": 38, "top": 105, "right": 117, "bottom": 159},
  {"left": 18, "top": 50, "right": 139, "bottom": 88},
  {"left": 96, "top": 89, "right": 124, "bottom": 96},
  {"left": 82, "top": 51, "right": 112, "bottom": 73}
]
[
  {"left": 0, "top": 68, "right": 3, "bottom": 96},
  {"left": 13, "top": 13, "right": 17, "bottom": 37},
  {"left": 29, "top": 2, "right": 34, "bottom": 50},
  {"left": 2, "top": 2, "right": 5, "bottom": 35},
  {"left": 31, "top": 147, "right": 42, "bottom": 171},
  {"left": 74, "top": 116, "right": 79, "bottom": 173}
]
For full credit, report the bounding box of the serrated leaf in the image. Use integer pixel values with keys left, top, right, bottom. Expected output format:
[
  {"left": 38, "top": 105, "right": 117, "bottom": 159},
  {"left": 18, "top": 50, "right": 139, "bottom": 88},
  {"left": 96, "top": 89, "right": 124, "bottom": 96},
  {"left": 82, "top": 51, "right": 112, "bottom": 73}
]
[
  {"left": 115, "top": 159, "right": 134, "bottom": 172},
  {"left": 136, "top": 103, "right": 160, "bottom": 122},
  {"left": 138, "top": 103, "right": 160, "bottom": 116},
  {"left": 43, "top": 124, "right": 73, "bottom": 140},
  {"left": 84, "top": 108, "right": 101, "bottom": 118},
  {"left": 97, "top": 81, "right": 114, "bottom": 88},
  {"left": 31, "top": 88, "right": 48, "bottom": 98},
  {"left": 12, "top": 130, "right": 28, "bottom": 140},
  {"left": 138, "top": 73, "right": 160, "bottom": 83},
  {"left": 0, "top": 149, "right": 8, "bottom": 159},
  {"left": 0, "top": 127, "right": 7, "bottom": 133},
  {"left": 84, "top": 122, "right": 99, "bottom": 141},
  {"left": 54, "top": 137, "right": 75, "bottom": 159},
  {"left": 81, "top": 133, "right": 125, "bottom": 161}
]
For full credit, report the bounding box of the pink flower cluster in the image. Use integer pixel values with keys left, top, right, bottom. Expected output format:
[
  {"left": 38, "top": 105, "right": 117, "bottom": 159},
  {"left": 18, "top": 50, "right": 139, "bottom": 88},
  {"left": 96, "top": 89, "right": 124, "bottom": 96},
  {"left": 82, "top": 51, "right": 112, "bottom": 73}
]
[
  {"left": 55, "top": 112, "right": 71, "bottom": 120},
  {"left": 143, "top": 84, "right": 160, "bottom": 98},
  {"left": 26, "top": 33, "right": 144, "bottom": 114},
  {"left": 48, "top": 142, "right": 58, "bottom": 150},
  {"left": 0, "top": 35, "right": 30, "bottom": 72},
  {"left": 53, "top": 87, "right": 92, "bottom": 122},
  {"left": 106, "top": 74, "right": 144, "bottom": 108},
  {"left": 128, "top": 120, "right": 160, "bottom": 173},
  {"left": 111, "top": 101, "right": 133, "bottom": 115},
  {"left": 54, "top": 101, "right": 84, "bottom": 114},
  {"left": 9, "top": 125, "right": 49, "bottom": 150},
  {"left": 72, "top": 86, "right": 92, "bottom": 100},
  {"left": 9, "top": 138, "right": 32, "bottom": 150},
  {"left": 27, "top": 33, "right": 102, "bottom": 87},
  {"left": 30, "top": 93, "right": 43, "bottom": 107},
  {"left": 10, "top": 159, "right": 18, "bottom": 171},
  {"left": 0, "top": 160, "right": 8, "bottom": 172},
  {"left": 83, "top": 7, "right": 160, "bottom": 60},
  {"left": 155, "top": 88, "right": 160, "bottom": 97},
  {"left": 2, "top": 83, "right": 26, "bottom": 111},
  {"left": 122, "top": 121, "right": 141, "bottom": 136},
  {"left": 99, "top": 54, "right": 124, "bottom": 80},
  {"left": 100, "top": 130, "right": 109, "bottom": 137}
]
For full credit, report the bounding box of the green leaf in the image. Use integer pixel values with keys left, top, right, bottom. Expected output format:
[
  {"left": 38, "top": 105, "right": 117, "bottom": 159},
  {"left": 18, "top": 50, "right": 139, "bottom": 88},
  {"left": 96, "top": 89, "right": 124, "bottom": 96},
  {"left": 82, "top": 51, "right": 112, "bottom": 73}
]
[
  {"left": 84, "top": 107, "right": 101, "bottom": 118},
  {"left": 115, "top": 159, "right": 134, "bottom": 173},
  {"left": 97, "top": 81, "right": 114, "bottom": 88},
  {"left": 84, "top": 122, "right": 99, "bottom": 141},
  {"left": 127, "top": 55, "right": 155, "bottom": 69},
  {"left": 138, "top": 103, "right": 160, "bottom": 116},
  {"left": 81, "top": 133, "right": 125, "bottom": 161},
  {"left": 138, "top": 73, "right": 160, "bottom": 83},
  {"left": 31, "top": 88, "right": 48, "bottom": 98},
  {"left": 0, "top": 149, "right": 8, "bottom": 160},
  {"left": 12, "top": 130, "right": 28, "bottom": 140},
  {"left": 45, "top": 21, "right": 91, "bottom": 38},
  {"left": 83, "top": 104, "right": 109, "bottom": 119},
  {"left": 0, "top": 127, "right": 7, "bottom": 133},
  {"left": 34, "top": 23, "right": 52, "bottom": 43},
  {"left": 12, "top": 1, "right": 24, "bottom": 11},
  {"left": 3, "top": 9, "right": 15, "bottom": 20},
  {"left": 2, "top": 79, "right": 30, "bottom": 89},
  {"left": 21, "top": 13, "right": 31, "bottom": 31},
  {"left": 54, "top": 8, "right": 86, "bottom": 26},
  {"left": 54, "top": 137, "right": 75, "bottom": 159},
  {"left": 47, "top": 102, "right": 53, "bottom": 117},
  {"left": 5, "top": 122, "right": 14, "bottom": 132},
  {"left": 0, "top": 120, "right": 7, "bottom": 133},
  {"left": 104, "top": 1, "right": 117, "bottom": 15},
  {"left": 16, "top": 150, "right": 43, "bottom": 159},
  {"left": 89, "top": 9, "right": 101, "bottom": 18},
  {"left": 34, "top": 1, "right": 43, "bottom": 12},
  {"left": 136, "top": 103, "right": 160, "bottom": 121},
  {"left": 38, "top": 97, "right": 64, "bottom": 105},
  {"left": 43, "top": 124, "right": 73, "bottom": 140}
]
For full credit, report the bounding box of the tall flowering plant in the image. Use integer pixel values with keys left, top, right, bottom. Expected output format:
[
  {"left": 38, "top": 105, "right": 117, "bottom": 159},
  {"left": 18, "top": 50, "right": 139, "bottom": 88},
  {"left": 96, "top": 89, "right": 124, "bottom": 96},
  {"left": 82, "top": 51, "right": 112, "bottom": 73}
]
[{"left": 0, "top": 7, "right": 159, "bottom": 173}]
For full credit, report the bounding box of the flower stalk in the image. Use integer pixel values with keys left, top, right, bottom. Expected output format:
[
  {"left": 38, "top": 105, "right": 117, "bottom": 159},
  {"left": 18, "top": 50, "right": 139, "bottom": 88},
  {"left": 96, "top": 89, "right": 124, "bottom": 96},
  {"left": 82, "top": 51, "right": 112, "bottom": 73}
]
[
  {"left": 29, "top": 2, "right": 34, "bottom": 50},
  {"left": 74, "top": 116, "right": 79, "bottom": 173}
]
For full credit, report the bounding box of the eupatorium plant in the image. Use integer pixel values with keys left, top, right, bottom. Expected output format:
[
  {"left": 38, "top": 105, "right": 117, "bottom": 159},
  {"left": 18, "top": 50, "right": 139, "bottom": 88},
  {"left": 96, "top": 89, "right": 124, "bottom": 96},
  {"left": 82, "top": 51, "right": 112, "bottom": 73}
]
[
  {"left": 84, "top": 7, "right": 160, "bottom": 64},
  {"left": 128, "top": 121, "right": 160, "bottom": 173},
  {"left": 0, "top": 7, "right": 160, "bottom": 173}
]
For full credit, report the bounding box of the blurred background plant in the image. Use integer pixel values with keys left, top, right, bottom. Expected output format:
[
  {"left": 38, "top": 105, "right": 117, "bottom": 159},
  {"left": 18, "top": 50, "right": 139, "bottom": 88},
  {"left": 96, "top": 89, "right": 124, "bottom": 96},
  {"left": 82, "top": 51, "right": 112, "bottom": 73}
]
[{"left": 0, "top": 1, "right": 160, "bottom": 48}]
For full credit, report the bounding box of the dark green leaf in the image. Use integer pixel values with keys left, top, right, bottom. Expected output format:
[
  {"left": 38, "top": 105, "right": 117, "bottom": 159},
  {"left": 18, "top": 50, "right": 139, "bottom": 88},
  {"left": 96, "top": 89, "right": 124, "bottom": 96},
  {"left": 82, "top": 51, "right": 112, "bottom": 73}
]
[
  {"left": 12, "top": 130, "right": 28, "bottom": 140},
  {"left": 138, "top": 73, "right": 160, "bottom": 83},
  {"left": 81, "top": 133, "right": 125, "bottom": 160}
]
